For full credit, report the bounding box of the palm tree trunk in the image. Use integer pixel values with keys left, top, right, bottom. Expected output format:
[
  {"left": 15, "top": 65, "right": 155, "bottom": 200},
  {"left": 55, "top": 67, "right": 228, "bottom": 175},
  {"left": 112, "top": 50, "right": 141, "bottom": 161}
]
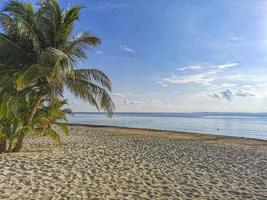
[
  {"left": 7, "top": 141, "right": 13, "bottom": 153},
  {"left": 12, "top": 94, "right": 43, "bottom": 152},
  {"left": 26, "top": 94, "right": 44, "bottom": 125},
  {"left": 0, "top": 139, "right": 7, "bottom": 153},
  {"left": 12, "top": 137, "right": 23, "bottom": 152}
]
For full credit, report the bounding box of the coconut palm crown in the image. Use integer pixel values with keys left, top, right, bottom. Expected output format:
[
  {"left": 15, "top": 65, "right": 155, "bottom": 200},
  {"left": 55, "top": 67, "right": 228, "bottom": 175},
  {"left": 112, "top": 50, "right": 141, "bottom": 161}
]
[{"left": 0, "top": 0, "right": 114, "bottom": 151}]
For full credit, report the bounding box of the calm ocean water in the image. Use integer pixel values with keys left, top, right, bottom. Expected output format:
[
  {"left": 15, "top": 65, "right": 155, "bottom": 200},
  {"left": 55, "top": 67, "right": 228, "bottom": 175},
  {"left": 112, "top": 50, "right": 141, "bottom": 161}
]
[{"left": 68, "top": 112, "right": 267, "bottom": 140}]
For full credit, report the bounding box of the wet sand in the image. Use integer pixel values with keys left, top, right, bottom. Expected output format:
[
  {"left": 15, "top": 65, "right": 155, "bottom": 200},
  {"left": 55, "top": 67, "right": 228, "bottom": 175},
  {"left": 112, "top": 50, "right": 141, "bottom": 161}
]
[{"left": 0, "top": 125, "right": 266, "bottom": 199}]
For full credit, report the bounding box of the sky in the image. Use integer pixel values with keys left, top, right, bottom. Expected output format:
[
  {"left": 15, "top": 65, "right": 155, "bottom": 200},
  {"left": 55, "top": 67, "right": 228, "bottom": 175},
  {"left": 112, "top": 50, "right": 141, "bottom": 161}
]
[
  {"left": 5, "top": 0, "right": 267, "bottom": 112},
  {"left": 61, "top": 0, "right": 267, "bottom": 112}
]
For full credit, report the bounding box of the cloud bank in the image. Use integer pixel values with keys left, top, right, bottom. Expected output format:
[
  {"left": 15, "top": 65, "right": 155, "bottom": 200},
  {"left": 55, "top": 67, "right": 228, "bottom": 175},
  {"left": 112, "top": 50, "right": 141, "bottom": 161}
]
[
  {"left": 209, "top": 89, "right": 255, "bottom": 101},
  {"left": 162, "top": 62, "right": 238, "bottom": 87}
]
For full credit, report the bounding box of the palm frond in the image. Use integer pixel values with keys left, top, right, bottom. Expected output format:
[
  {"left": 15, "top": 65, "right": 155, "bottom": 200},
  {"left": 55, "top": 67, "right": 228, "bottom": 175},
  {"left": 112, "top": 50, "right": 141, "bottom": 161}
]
[
  {"left": 32, "top": 127, "right": 61, "bottom": 144},
  {"left": 3, "top": 0, "right": 34, "bottom": 16},
  {"left": 56, "top": 123, "right": 69, "bottom": 136},
  {"left": 0, "top": 33, "right": 30, "bottom": 62},
  {"left": 75, "top": 68, "right": 112, "bottom": 91},
  {"left": 65, "top": 32, "right": 100, "bottom": 64},
  {"left": 2, "top": 0, "right": 41, "bottom": 52},
  {"left": 0, "top": 132, "right": 7, "bottom": 140},
  {"left": 65, "top": 73, "right": 100, "bottom": 111},
  {"left": 43, "top": 47, "right": 71, "bottom": 73},
  {"left": 15, "top": 64, "right": 44, "bottom": 91},
  {"left": 0, "top": 13, "right": 17, "bottom": 36},
  {"left": 9, "top": 125, "right": 31, "bottom": 141},
  {"left": 65, "top": 72, "right": 114, "bottom": 116},
  {"left": 63, "top": 6, "right": 82, "bottom": 24}
]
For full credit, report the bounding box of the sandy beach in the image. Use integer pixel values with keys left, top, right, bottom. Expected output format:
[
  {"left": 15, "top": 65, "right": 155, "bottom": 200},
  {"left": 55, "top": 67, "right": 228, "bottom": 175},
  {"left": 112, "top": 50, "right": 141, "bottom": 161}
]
[{"left": 0, "top": 125, "right": 266, "bottom": 199}]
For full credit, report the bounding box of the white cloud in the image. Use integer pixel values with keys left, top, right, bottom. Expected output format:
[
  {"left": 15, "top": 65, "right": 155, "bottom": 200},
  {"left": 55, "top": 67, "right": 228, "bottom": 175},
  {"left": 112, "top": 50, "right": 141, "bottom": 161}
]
[
  {"left": 208, "top": 93, "right": 220, "bottom": 98},
  {"left": 209, "top": 89, "right": 234, "bottom": 101},
  {"left": 160, "top": 83, "right": 168, "bottom": 87},
  {"left": 93, "top": 2, "right": 127, "bottom": 11},
  {"left": 125, "top": 98, "right": 170, "bottom": 106},
  {"left": 207, "top": 83, "right": 237, "bottom": 92},
  {"left": 162, "top": 62, "right": 238, "bottom": 87},
  {"left": 150, "top": 99, "right": 171, "bottom": 104},
  {"left": 112, "top": 93, "right": 126, "bottom": 98},
  {"left": 229, "top": 36, "right": 243, "bottom": 41},
  {"left": 157, "top": 81, "right": 168, "bottom": 87},
  {"left": 160, "top": 62, "right": 263, "bottom": 102},
  {"left": 123, "top": 99, "right": 145, "bottom": 105},
  {"left": 209, "top": 89, "right": 255, "bottom": 101},
  {"left": 113, "top": 92, "right": 142, "bottom": 98},
  {"left": 221, "top": 89, "right": 234, "bottom": 101},
  {"left": 112, "top": 92, "right": 145, "bottom": 106},
  {"left": 176, "top": 65, "right": 202, "bottom": 71},
  {"left": 163, "top": 73, "right": 214, "bottom": 86},
  {"left": 210, "top": 62, "right": 238, "bottom": 70},
  {"left": 151, "top": 99, "right": 162, "bottom": 104},
  {"left": 119, "top": 45, "right": 135, "bottom": 53},
  {"left": 224, "top": 74, "right": 243, "bottom": 80},
  {"left": 236, "top": 90, "right": 255, "bottom": 97},
  {"left": 112, "top": 92, "right": 171, "bottom": 108}
]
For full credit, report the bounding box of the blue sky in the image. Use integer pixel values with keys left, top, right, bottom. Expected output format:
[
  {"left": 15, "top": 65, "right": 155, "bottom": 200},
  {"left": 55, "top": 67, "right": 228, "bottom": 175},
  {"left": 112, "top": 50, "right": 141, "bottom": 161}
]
[
  {"left": 61, "top": 0, "right": 267, "bottom": 112},
  {"left": 4, "top": 0, "right": 267, "bottom": 112}
]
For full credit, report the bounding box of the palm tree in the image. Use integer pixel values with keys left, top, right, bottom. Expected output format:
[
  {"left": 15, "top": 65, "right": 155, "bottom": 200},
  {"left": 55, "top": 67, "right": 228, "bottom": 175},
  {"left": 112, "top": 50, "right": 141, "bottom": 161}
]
[
  {"left": 0, "top": 118, "right": 30, "bottom": 153},
  {"left": 0, "top": 94, "right": 72, "bottom": 152},
  {"left": 0, "top": 76, "right": 32, "bottom": 153},
  {"left": 31, "top": 98, "right": 73, "bottom": 144},
  {"left": 0, "top": 0, "right": 114, "bottom": 151}
]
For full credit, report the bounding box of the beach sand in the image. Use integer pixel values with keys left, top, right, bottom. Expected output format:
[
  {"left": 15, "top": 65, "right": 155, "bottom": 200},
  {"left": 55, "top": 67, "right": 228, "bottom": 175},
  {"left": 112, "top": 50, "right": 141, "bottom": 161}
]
[{"left": 0, "top": 125, "right": 266, "bottom": 199}]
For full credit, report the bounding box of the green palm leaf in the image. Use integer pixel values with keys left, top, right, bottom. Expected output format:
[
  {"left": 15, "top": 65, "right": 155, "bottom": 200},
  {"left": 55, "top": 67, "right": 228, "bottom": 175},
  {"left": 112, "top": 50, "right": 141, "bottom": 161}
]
[
  {"left": 75, "top": 68, "right": 112, "bottom": 91},
  {"left": 33, "top": 128, "right": 61, "bottom": 144}
]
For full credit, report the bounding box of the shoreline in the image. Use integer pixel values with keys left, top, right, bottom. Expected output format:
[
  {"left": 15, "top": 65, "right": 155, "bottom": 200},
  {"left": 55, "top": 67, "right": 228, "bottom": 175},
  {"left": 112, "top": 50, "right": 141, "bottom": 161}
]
[
  {"left": 67, "top": 123, "right": 267, "bottom": 146},
  {"left": 69, "top": 112, "right": 267, "bottom": 141}
]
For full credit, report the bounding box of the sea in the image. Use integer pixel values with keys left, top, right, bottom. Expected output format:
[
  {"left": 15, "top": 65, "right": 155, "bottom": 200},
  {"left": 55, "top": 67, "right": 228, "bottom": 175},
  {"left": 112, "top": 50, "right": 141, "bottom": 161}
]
[{"left": 68, "top": 112, "right": 267, "bottom": 140}]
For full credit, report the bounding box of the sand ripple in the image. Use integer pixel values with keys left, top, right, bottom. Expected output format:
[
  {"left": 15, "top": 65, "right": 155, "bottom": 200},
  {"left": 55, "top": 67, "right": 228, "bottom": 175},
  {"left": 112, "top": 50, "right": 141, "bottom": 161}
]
[{"left": 0, "top": 126, "right": 266, "bottom": 199}]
